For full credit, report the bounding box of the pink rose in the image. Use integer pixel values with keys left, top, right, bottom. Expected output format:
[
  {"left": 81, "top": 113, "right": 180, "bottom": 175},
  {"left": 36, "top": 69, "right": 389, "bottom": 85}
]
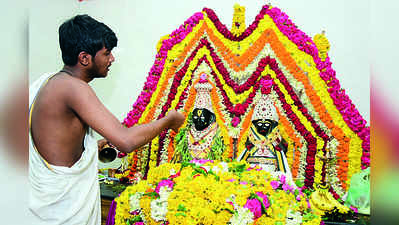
[
  {"left": 350, "top": 206, "right": 358, "bottom": 213},
  {"left": 282, "top": 183, "right": 294, "bottom": 193},
  {"left": 190, "top": 159, "right": 213, "bottom": 164},
  {"left": 270, "top": 180, "right": 279, "bottom": 190},
  {"left": 256, "top": 192, "right": 270, "bottom": 210},
  {"left": 279, "top": 174, "right": 286, "bottom": 184},
  {"left": 117, "top": 152, "right": 127, "bottom": 158},
  {"left": 244, "top": 198, "right": 262, "bottom": 219},
  {"left": 232, "top": 116, "right": 240, "bottom": 127}
]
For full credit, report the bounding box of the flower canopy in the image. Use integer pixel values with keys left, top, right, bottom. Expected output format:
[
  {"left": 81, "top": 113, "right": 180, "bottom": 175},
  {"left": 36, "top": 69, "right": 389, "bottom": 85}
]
[{"left": 122, "top": 4, "right": 370, "bottom": 199}]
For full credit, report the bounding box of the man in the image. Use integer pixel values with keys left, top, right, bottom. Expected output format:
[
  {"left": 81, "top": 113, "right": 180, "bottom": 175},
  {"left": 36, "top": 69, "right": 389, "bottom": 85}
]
[{"left": 29, "top": 14, "right": 185, "bottom": 224}]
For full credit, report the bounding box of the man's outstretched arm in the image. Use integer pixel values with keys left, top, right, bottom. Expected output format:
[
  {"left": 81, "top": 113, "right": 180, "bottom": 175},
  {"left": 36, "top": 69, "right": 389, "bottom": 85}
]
[{"left": 65, "top": 79, "right": 185, "bottom": 153}]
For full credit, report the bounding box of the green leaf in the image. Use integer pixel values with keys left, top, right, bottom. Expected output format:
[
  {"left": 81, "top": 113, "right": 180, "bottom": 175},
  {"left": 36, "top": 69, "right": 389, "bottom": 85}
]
[
  {"left": 175, "top": 212, "right": 187, "bottom": 217},
  {"left": 295, "top": 179, "right": 304, "bottom": 188},
  {"left": 126, "top": 215, "right": 142, "bottom": 224},
  {"left": 303, "top": 211, "right": 317, "bottom": 222},
  {"left": 143, "top": 192, "right": 159, "bottom": 199},
  {"left": 209, "top": 130, "right": 225, "bottom": 161},
  {"left": 221, "top": 207, "right": 235, "bottom": 214},
  {"left": 177, "top": 204, "right": 187, "bottom": 212},
  {"left": 208, "top": 171, "right": 220, "bottom": 181}
]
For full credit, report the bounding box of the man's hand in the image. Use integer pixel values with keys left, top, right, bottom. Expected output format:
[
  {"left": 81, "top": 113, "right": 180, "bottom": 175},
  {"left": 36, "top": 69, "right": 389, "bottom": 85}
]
[{"left": 166, "top": 109, "right": 185, "bottom": 132}]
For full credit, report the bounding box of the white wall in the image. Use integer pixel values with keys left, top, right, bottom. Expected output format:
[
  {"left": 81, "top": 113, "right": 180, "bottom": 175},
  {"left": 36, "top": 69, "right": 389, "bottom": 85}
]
[{"left": 29, "top": 0, "right": 370, "bottom": 127}]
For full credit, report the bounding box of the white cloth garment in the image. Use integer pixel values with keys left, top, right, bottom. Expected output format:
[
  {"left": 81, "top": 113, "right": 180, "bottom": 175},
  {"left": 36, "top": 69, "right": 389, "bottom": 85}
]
[{"left": 29, "top": 72, "right": 101, "bottom": 225}]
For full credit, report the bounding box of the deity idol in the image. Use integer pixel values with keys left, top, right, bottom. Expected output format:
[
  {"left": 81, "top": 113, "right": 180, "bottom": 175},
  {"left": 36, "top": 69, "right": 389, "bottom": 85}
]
[
  {"left": 171, "top": 74, "right": 225, "bottom": 163},
  {"left": 237, "top": 93, "right": 292, "bottom": 177}
]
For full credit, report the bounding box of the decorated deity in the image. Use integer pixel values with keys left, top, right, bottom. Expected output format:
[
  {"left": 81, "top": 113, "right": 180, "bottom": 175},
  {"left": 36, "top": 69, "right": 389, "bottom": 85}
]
[
  {"left": 112, "top": 4, "right": 371, "bottom": 223},
  {"left": 238, "top": 93, "right": 292, "bottom": 177},
  {"left": 171, "top": 74, "right": 225, "bottom": 163}
]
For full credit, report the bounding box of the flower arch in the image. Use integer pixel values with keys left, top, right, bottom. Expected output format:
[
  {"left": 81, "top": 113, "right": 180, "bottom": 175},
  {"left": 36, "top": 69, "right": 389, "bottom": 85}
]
[{"left": 122, "top": 4, "right": 370, "bottom": 199}]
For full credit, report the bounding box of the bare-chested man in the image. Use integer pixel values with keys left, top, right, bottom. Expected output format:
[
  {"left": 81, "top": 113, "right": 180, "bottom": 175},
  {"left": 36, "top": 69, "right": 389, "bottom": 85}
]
[{"left": 28, "top": 15, "right": 184, "bottom": 224}]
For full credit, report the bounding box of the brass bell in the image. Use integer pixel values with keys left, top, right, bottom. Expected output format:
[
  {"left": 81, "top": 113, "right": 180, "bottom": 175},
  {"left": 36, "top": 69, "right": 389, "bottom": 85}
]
[{"left": 99, "top": 143, "right": 117, "bottom": 163}]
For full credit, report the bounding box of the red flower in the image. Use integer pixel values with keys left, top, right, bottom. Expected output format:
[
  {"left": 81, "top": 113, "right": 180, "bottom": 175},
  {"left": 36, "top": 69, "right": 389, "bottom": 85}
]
[{"left": 232, "top": 116, "right": 241, "bottom": 127}]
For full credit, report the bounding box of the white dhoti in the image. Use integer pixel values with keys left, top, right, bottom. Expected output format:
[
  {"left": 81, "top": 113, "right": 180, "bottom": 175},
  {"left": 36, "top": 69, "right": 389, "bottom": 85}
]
[{"left": 29, "top": 73, "right": 101, "bottom": 225}]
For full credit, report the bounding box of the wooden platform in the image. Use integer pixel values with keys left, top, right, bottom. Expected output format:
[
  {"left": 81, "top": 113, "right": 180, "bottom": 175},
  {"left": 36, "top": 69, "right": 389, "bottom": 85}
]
[
  {"left": 100, "top": 182, "right": 121, "bottom": 225},
  {"left": 101, "top": 197, "right": 113, "bottom": 225}
]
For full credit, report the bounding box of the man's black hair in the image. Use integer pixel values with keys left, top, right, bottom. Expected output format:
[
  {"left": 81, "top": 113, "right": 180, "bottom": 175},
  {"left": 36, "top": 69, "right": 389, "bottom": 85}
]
[{"left": 59, "top": 14, "right": 118, "bottom": 66}]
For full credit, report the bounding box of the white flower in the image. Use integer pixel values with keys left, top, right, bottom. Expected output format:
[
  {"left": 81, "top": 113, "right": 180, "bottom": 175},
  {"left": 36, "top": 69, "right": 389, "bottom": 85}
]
[
  {"left": 150, "top": 186, "right": 171, "bottom": 221},
  {"left": 211, "top": 165, "right": 220, "bottom": 174},
  {"left": 159, "top": 186, "right": 172, "bottom": 201},
  {"left": 169, "top": 168, "right": 177, "bottom": 176},
  {"left": 229, "top": 127, "right": 240, "bottom": 139},
  {"left": 202, "top": 165, "right": 211, "bottom": 172},
  {"left": 219, "top": 162, "right": 229, "bottom": 172},
  {"left": 228, "top": 207, "right": 254, "bottom": 225},
  {"left": 286, "top": 209, "right": 302, "bottom": 225},
  {"left": 270, "top": 170, "right": 284, "bottom": 179},
  {"left": 129, "top": 192, "right": 143, "bottom": 212},
  {"left": 150, "top": 198, "right": 168, "bottom": 221}
]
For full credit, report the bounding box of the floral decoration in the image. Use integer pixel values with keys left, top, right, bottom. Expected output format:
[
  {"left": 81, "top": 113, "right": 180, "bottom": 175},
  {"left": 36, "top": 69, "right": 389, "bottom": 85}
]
[
  {"left": 120, "top": 3, "right": 369, "bottom": 201},
  {"left": 114, "top": 161, "right": 322, "bottom": 225}
]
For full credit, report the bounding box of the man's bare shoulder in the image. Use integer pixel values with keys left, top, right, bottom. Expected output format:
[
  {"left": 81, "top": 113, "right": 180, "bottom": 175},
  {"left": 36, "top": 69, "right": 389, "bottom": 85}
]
[
  {"left": 49, "top": 73, "right": 91, "bottom": 90},
  {"left": 45, "top": 74, "right": 94, "bottom": 101}
]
